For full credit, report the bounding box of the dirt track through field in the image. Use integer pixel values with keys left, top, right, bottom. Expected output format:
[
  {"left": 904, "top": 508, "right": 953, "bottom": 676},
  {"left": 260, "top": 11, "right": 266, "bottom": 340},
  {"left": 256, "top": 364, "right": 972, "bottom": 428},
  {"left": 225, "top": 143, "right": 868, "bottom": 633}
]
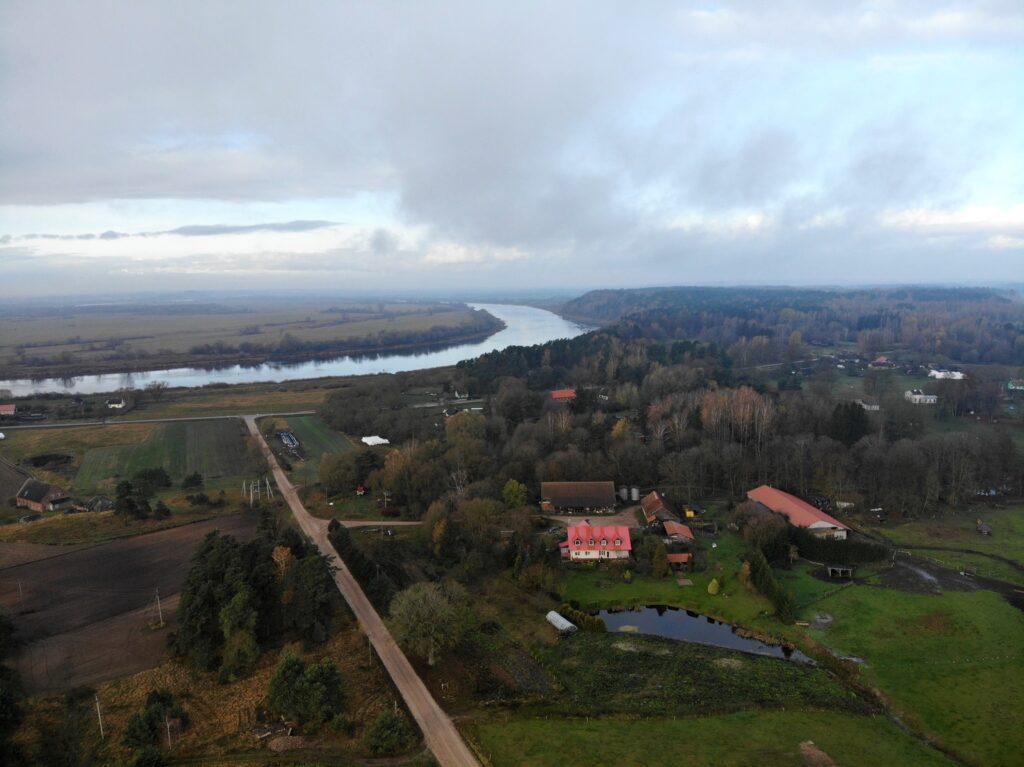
[
  {"left": 0, "top": 515, "right": 256, "bottom": 693},
  {"left": 245, "top": 416, "right": 480, "bottom": 767}
]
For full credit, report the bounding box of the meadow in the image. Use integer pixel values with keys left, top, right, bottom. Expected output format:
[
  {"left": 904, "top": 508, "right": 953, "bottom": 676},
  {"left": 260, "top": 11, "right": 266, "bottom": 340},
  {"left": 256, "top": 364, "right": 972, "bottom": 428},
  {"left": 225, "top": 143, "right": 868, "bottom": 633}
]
[{"left": 466, "top": 709, "right": 951, "bottom": 767}]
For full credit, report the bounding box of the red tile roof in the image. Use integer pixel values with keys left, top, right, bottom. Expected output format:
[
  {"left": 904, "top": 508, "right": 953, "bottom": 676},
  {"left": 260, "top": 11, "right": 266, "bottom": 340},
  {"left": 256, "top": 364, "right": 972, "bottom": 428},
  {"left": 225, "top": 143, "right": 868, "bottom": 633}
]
[
  {"left": 666, "top": 553, "right": 691, "bottom": 564},
  {"left": 0, "top": 404, "right": 15, "bottom": 416},
  {"left": 550, "top": 388, "right": 577, "bottom": 401},
  {"left": 663, "top": 521, "right": 695, "bottom": 541},
  {"left": 641, "top": 490, "right": 668, "bottom": 521},
  {"left": 747, "top": 485, "right": 849, "bottom": 531},
  {"left": 562, "top": 524, "right": 632, "bottom": 553}
]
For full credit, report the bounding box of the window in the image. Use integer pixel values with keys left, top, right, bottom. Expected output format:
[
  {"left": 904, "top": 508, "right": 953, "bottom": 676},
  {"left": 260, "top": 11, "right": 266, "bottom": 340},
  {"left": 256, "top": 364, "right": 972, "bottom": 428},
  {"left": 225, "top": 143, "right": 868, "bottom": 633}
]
[
  {"left": 614, "top": 538, "right": 621, "bottom": 546},
  {"left": 601, "top": 539, "right": 607, "bottom": 546},
  {"left": 574, "top": 539, "right": 581, "bottom": 546},
  {"left": 588, "top": 538, "right": 595, "bottom": 546}
]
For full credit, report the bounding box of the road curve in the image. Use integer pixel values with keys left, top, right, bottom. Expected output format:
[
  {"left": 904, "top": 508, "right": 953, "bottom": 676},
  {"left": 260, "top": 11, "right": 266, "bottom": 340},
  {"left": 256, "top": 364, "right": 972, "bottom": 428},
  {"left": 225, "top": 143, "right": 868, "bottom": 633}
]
[{"left": 244, "top": 417, "right": 479, "bottom": 767}]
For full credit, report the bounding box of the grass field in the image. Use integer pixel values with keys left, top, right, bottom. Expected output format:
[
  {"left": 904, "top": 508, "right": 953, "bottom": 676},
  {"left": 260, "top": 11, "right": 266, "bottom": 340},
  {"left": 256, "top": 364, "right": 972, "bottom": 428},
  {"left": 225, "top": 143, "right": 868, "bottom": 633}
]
[
  {"left": 282, "top": 414, "right": 353, "bottom": 475},
  {"left": 73, "top": 420, "right": 254, "bottom": 492},
  {"left": 0, "top": 508, "right": 223, "bottom": 545},
  {"left": 466, "top": 709, "right": 950, "bottom": 767},
  {"left": 870, "top": 505, "right": 1024, "bottom": 567},
  {"left": 808, "top": 587, "right": 1024, "bottom": 766}
]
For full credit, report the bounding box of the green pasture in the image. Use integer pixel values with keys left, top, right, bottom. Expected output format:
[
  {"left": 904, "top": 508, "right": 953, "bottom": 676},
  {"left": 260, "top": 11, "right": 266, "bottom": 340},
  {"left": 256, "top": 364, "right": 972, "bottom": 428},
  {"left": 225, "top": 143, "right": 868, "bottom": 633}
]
[
  {"left": 808, "top": 586, "right": 1024, "bottom": 766},
  {"left": 467, "top": 709, "right": 950, "bottom": 767}
]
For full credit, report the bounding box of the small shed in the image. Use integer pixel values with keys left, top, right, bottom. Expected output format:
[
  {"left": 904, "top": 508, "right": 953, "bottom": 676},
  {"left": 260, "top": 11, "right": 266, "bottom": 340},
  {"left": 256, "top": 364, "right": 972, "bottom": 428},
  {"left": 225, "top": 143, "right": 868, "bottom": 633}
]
[
  {"left": 545, "top": 611, "right": 578, "bottom": 635},
  {"left": 826, "top": 563, "right": 855, "bottom": 579},
  {"left": 667, "top": 552, "right": 692, "bottom": 571}
]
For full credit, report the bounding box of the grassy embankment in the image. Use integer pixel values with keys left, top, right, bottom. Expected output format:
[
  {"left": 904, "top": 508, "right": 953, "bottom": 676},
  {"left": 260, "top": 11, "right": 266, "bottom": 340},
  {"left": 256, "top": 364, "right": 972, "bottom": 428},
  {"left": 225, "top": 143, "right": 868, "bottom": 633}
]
[{"left": 0, "top": 420, "right": 257, "bottom": 543}]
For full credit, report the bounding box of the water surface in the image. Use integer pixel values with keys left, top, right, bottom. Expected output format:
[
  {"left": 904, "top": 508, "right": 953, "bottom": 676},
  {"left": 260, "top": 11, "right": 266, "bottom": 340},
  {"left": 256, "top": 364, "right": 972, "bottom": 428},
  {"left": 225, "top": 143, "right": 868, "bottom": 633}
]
[
  {"left": 0, "top": 303, "right": 593, "bottom": 396},
  {"left": 597, "top": 605, "right": 812, "bottom": 663}
]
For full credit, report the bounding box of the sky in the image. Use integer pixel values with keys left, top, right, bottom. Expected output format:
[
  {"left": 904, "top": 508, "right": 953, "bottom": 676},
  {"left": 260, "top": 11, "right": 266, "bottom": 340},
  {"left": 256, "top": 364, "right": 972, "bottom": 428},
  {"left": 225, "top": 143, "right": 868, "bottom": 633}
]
[{"left": 1, "top": 1, "right": 1022, "bottom": 296}]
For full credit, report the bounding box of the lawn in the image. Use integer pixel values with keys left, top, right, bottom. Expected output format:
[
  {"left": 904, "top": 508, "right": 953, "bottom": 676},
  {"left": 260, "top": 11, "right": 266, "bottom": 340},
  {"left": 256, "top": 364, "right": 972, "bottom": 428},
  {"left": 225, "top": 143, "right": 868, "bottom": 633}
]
[
  {"left": 284, "top": 414, "right": 353, "bottom": 473},
  {"left": 466, "top": 709, "right": 951, "bottom": 767},
  {"left": 561, "top": 530, "right": 775, "bottom": 630},
  {"left": 808, "top": 586, "right": 1024, "bottom": 766}
]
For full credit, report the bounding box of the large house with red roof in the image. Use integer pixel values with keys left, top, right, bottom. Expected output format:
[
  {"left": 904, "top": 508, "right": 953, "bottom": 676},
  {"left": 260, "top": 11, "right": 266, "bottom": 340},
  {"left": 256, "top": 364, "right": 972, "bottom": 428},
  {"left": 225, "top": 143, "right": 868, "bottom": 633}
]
[
  {"left": 747, "top": 485, "right": 850, "bottom": 540},
  {"left": 560, "top": 523, "right": 632, "bottom": 561}
]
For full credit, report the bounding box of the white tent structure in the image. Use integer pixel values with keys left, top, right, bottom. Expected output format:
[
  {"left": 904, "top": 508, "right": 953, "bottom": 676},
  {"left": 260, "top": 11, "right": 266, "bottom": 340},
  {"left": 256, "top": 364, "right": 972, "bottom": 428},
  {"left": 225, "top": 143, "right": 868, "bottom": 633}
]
[
  {"left": 546, "top": 611, "right": 578, "bottom": 635},
  {"left": 361, "top": 436, "right": 390, "bottom": 446}
]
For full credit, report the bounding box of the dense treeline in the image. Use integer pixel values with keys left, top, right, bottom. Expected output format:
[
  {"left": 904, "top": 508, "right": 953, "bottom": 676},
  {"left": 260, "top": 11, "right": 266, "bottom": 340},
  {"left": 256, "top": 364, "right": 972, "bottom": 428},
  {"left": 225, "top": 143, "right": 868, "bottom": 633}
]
[
  {"left": 320, "top": 309, "right": 1022, "bottom": 528},
  {"left": 171, "top": 511, "right": 337, "bottom": 680},
  {"left": 562, "top": 286, "right": 1024, "bottom": 365}
]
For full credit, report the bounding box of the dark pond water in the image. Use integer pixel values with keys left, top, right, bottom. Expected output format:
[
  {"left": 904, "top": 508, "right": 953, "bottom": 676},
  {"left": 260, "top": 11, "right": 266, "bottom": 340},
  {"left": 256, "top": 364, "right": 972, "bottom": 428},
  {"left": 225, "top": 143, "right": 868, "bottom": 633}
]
[
  {"left": 597, "top": 605, "right": 813, "bottom": 663},
  {"left": 0, "top": 303, "right": 594, "bottom": 396}
]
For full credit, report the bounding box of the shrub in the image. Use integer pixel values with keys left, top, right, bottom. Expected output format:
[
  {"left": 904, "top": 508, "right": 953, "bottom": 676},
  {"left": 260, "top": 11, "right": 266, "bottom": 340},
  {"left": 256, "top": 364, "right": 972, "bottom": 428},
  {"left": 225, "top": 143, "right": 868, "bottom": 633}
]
[
  {"left": 122, "top": 712, "right": 155, "bottom": 748},
  {"left": 363, "top": 710, "right": 416, "bottom": 756},
  {"left": 707, "top": 578, "right": 720, "bottom": 595},
  {"left": 128, "top": 748, "right": 167, "bottom": 767}
]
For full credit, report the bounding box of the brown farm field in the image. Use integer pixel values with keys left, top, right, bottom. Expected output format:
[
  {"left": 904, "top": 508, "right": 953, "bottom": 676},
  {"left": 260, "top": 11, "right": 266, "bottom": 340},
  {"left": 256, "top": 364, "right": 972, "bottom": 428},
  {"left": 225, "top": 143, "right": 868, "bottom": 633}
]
[
  {"left": 0, "top": 513, "right": 258, "bottom": 693},
  {"left": 0, "top": 298, "right": 501, "bottom": 377}
]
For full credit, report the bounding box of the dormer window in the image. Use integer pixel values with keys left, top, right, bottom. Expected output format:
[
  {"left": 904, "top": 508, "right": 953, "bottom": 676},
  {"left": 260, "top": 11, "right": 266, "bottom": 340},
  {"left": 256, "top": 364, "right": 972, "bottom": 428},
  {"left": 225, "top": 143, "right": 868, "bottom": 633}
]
[
  {"left": 601, "top": 539, "right": 607, "bottom": 546},
  {"left": 574, "top": 538, "right": 581, "bottom": 546},
  {"left": 588, "top": 538, "right": 595, "bottom": 545},
  {"left": 614, "top": 538, "right": 621, "bottom": 546}
]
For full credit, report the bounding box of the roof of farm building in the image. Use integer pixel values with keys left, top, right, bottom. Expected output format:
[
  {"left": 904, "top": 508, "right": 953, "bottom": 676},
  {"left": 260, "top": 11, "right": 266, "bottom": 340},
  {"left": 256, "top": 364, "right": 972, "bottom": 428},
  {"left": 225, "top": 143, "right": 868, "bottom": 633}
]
[
  {"left": 666, "top": 553, "right": 692, "bottom": 564},
  {"left": 550, "top": 388, "right": 577, "bottom": 401},
  {"left": 0, "top": 404, "right": 16, "bottom": 416},
  {"left": 541, "top": 481, "right": 616, "bottom": 508},
  {"left": 17, "top": 478, "right": 68, "bottom": 504},
  {"left": 663, "top": 521, "right": 695, "bottom": 541},
  {"left": 747, "top": 485, "right": 849, "bottom": 531},
  {"left": 561, "top": 524, "right": 632, "bottom": 553}
]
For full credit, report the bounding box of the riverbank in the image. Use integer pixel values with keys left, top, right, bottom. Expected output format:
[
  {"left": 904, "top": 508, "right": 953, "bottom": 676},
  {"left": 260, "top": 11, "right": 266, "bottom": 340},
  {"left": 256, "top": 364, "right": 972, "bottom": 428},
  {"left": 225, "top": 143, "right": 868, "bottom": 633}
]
[{"left": 0, "top": 303, "right": 594, "bottom": 396}]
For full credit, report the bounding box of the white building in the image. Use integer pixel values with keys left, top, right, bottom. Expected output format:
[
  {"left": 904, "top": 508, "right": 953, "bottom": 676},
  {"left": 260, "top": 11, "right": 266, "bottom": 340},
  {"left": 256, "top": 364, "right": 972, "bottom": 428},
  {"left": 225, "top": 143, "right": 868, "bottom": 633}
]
[
  {"left": 928, "top": 369, "right": 965, "bottom": 381},
  {"left": 905, "top": 389, "right": 937, "bottom": 405}
]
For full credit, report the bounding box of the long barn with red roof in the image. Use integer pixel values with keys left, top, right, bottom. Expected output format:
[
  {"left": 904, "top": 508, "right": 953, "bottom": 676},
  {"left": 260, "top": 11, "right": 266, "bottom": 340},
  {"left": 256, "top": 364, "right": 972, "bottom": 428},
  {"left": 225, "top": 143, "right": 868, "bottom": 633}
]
[{"left": 747, "top": 485, "right": 850, "bottom": 540}]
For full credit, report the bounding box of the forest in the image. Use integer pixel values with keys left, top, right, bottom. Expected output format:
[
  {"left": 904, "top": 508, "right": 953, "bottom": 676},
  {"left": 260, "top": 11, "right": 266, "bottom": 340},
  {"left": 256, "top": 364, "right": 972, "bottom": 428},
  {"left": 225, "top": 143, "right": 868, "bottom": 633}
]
[{"left": 562, "top": 286, "right": 1024, "bottom": 366}]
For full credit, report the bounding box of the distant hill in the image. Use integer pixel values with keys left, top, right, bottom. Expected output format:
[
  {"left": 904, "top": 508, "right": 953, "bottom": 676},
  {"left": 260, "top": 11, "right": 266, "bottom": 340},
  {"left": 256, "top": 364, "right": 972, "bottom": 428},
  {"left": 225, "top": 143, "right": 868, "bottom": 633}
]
[{"left": 561, "top": 285, "right": 1012, "bottom": 325}]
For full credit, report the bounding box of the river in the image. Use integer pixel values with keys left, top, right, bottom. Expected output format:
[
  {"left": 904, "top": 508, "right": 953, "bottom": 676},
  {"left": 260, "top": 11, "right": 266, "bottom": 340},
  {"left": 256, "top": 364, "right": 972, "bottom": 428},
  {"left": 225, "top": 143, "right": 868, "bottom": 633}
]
[{"left": 0, "top": 303, "right": 594, "bottom": 396}]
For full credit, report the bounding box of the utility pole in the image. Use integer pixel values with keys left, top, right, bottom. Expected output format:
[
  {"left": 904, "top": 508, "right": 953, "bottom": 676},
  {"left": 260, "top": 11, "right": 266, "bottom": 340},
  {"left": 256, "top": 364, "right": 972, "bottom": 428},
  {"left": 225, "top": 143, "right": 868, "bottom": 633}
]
[
  {"left": 95, "top": 694, "right": 105, "bottom": 739},
  {"left": 17, "top": 579, "right": 23, "bottom": 603},
  {"left": 155, "top": 588, "right": 164, "bottom": 627},
  {"left": 165, "top": 712, "right": 172, "bottom": 747}
]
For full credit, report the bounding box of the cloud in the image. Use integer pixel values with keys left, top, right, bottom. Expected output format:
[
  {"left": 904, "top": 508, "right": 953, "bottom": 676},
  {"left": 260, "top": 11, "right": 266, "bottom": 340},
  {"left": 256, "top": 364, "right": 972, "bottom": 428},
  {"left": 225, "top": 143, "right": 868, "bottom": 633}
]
[{"left": 0, "top": 1, "right": 1021, "bottom": 292}]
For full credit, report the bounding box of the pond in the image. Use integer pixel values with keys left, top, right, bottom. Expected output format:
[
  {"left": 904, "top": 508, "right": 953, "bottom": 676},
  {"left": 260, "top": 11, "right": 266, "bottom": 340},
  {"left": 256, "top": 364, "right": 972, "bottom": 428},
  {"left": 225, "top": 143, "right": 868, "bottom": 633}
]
[
  {"left": 0, "top": 303, "right": 595, "bottom": 396},
  {"left": 597, "top": 605, "right": 813, "bottom": 663}
]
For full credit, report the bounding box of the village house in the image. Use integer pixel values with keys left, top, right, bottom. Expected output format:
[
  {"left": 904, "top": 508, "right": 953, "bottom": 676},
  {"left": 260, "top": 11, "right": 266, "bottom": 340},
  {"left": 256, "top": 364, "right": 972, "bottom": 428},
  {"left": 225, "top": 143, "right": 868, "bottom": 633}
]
[
  {"left": 0, "top": 404, "right": 16, "bottom": 419},
  {"left": 747, "top": 484, "right": 850, "bottom": 540},
  {"left": 1008, "top": 379, "right": 1024, "bottom": 392},
  {"left": 105, "top": 397, "right": 126, "bottom": 409},
  {"left": 681, "top": 501, "right": 705, "bottom": 519},
  {"left": 559, "top": 523, "right": 632, "bottom": 561},
  {"left": 16, "top": 478, "right": 72, "bottom": 513},
  {"left": 540, "top": 481, "right": 616, "bottom": 513},
  {"left": 869, "top": 355, "right": 895, "bottom": 368},
  {"left": 550, "top": 388, "right": 576, "bottom": 404},
  {"left": 855, "top": 397, "right": 880, "bottom": 412},
  {"left": 928, "top": 368, "right": 965, "bottom": 380},
  {"left": 640, "top": 489, "right": 678, "bottom": 525},
  {"left": 905, "top": 389, "right": 937, "bottom": 405}
]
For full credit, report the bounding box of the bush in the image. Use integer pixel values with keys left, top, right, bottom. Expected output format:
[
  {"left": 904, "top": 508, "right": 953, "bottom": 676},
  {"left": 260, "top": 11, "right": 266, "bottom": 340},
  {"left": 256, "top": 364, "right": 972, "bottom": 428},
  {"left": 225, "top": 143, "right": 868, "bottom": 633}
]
[
  {"left": 363, "top": 710, "right": 416, "bottom": 756},
  {"left": 622, "top": 569, "right": 633, "bottom": 583},
  {"left": 128, "top": 747, "right": 167, "bottom": 767},
  {"left": 707, "top": 578, "right": 720, "bottom": 595},
  {"left": 267, "top": 654, "right": 344, "bottom": 725},
  {"left": 122, "top": 712, "right": 155, "bottom": 748},
  {"left": 559, "top": 604, "right": 606, "bottom": 632}
]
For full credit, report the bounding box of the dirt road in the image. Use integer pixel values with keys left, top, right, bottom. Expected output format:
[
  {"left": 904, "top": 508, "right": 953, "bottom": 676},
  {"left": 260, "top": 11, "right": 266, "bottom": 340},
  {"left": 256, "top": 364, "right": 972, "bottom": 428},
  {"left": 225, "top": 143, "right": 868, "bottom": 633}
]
[{"left": 245, "top": 417, "right": 479, "bottom": 767}]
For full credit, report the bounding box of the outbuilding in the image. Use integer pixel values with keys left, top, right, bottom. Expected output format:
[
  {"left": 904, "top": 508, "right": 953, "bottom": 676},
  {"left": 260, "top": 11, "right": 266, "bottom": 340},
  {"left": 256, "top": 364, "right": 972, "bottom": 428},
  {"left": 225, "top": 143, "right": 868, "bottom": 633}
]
[{"left": 545, "top": 611, "right": 578, "bottom": 635}]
